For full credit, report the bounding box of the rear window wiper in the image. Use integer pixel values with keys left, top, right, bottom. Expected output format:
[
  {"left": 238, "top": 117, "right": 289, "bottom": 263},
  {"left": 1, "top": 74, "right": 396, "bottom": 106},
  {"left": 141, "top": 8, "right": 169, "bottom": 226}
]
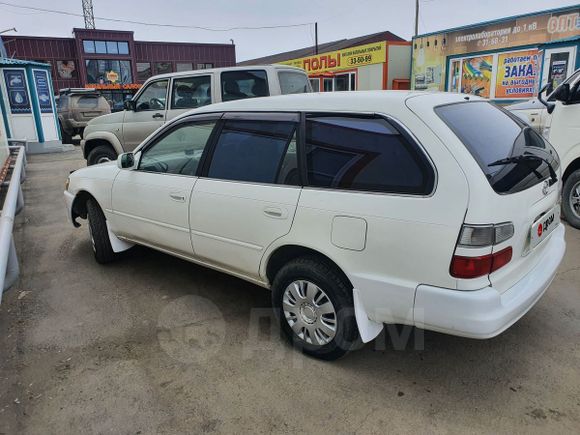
[{"left": 488, "top": 155, "right": 558, "bottom": 185}]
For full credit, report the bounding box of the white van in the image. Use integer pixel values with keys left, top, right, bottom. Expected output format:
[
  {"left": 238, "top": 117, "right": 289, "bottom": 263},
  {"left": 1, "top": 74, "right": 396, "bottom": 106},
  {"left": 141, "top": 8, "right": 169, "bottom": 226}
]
[
  {"left": 81, "top": 65, "right": 311, "bottom": 165},
  {"left": 65, "top": 91, "right": 565, "bottom": 360},
  {"left": 534, "top": 69, "right": 580, "bottom": 229}
]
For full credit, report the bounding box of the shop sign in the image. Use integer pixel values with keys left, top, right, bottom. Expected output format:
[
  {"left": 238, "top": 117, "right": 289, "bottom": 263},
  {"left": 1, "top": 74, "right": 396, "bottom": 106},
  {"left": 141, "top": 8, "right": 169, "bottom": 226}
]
[
  {"left": 3, "top": 69, "right": 31, "bottom": 114},
  {"left": 495, "top": 49, "right": 541, "bottom": 99},
  {"left": 278, "top": 41, "right": 387, "bottom": 74},
  {"left": 106, "top": 70, "right": 119, "bottom": 83},
  {"left": 85, "top": 83, "right": 142, "bottom": 90},
  {"left": 412, "top": 6, "right": 580, "bottom": 91},
  {"left": 33, "top": 70, "right": 53, "bottom": 113},
  {"left": 461, "top": 55, "right": 493, "bottom": 98}
]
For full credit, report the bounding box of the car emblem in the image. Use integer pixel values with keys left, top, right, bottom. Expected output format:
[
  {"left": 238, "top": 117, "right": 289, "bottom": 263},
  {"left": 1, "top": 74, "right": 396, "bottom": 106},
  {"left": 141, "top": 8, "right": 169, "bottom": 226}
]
[{"left": 542, "top": 180, "right": 550, "bottom": 196}]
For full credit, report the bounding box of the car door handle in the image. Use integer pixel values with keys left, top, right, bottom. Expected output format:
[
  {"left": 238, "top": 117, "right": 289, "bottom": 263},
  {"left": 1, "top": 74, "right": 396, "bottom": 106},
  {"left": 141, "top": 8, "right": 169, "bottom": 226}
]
[
  {"left": 169, "top": 192, "right": 186, "bottom": 202},
  {"left": 263, "top": 206, "right": 287, "bottom": 219},
  {"left": 152, "top": 113, "right": 164, "bottom": 119}
]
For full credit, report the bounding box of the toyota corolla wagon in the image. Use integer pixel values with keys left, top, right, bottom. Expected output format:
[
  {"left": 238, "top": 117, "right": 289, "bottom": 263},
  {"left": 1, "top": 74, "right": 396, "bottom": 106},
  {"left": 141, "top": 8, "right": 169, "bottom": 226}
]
[{"left": 64, "top": 91, "right": 566, "bottom": 360}]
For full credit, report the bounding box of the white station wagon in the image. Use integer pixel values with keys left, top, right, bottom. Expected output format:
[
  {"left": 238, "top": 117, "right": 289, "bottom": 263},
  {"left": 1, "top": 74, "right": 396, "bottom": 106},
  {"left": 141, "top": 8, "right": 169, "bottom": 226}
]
[{"left": 64, "top": 91, "right": 566, "bottom": 360}]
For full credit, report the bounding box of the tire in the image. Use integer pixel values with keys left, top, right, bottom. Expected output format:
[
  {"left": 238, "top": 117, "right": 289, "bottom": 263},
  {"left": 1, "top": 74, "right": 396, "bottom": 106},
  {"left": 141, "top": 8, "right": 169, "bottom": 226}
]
[
  {"left": 272, "top": 256, "right": 360, "bottom": 360},
  {"left": 87, "top": 145, "right": 117, "bottom": 166},
  {"left": 562, "top": 170, "right": 580, "bottom": 229},
  {"left": 60, "top": 124, "right": 73, "bottom": 144},
  {"left": 86, "top": 198, "right": 116, "bottom": 264}
]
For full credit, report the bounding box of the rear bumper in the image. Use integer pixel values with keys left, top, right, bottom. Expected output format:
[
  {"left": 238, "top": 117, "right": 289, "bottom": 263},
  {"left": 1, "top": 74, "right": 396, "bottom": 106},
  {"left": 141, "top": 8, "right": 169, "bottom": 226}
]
[{"left": 414, "top": 224, "right": 566, "bottom": 339}]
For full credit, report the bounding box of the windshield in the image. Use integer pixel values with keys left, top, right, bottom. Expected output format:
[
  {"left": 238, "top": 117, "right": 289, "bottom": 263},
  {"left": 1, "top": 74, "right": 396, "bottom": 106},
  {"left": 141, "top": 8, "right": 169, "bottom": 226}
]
[{"left": 436, "top": 101, "right": 560, "bottom": 194}]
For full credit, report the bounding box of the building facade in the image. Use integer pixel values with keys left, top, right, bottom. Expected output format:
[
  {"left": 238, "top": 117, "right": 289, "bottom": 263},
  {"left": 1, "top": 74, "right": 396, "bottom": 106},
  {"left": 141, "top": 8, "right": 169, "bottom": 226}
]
[
  {"left": 239, "top": 31, "right": 411, "bottom": 92},
  {"left": 411, "top": 5, "right": 580, "bottom": 102},
  {"left": 0, "top": 28, "right": 236, "bottom": 108}
]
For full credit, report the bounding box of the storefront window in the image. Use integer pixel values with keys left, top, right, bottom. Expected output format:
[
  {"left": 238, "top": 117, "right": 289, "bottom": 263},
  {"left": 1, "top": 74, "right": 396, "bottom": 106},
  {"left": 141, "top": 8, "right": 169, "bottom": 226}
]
[
  {"left": 118, "top": 42, "right": 129, "bottom": 55},
  {"left": 106, "top": 41, "right": 118, "bottom": 54},
  {"left": 196, "top": 63, "right": 214, "bottom": 69},
  {"left": 323, "top": 78, "right": 333, "bottom": 92},
  {"left": 136, "top": 62, "right": 152, "bottom": 81},
  {"left": 83, "top": 40, "right": 130, "bottom": 55},
  {"left": 309, "top": 78, "right": 320, "bottom": 92},
  {"left": 155, "top": 62, "right": 173, "bottom": 75},
  {"left": 56, "top": 61, "right": 77, "bottom": 79},
  {"left": 176, "top": 63, "right": 193, "bottom": 72},
  {"left": 86, "top": 59, "right": 133, "bottom": 84}
]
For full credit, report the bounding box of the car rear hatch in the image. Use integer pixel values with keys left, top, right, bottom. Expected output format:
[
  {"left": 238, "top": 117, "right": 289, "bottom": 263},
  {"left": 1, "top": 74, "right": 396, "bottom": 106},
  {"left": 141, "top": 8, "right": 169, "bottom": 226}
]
[{"left": 432, "top": 100, "right": 561, "bottom": 293}]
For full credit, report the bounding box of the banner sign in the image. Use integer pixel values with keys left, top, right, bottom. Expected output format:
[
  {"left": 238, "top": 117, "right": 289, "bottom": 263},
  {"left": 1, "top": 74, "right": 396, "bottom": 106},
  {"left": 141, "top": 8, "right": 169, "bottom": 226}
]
[
  {"left": 461, "top": 55, "right": 493, "bottom": 98},
  {"left": 3, "top": 69, "right": 31, "bottom": 114},
  {"left": 278, "top": 41, "right": 386, "bottom": 74},
  {"left": 85, "top": 83, "right": 142, "bottom": 90},
  {"left": 495, "top": 50, "right": 541, "bottom": 99},
  {"left": 412, "top": 6, "right": 580, "bottom": 93},
  {"left": 33, "top": 70, "right": 53, "bottom": 114}
]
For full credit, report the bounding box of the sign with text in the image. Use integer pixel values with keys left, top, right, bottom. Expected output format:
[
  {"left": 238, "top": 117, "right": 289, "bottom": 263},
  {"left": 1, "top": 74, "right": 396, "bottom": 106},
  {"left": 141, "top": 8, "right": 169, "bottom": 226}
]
[
  {"left": 3, "top": 69, "right": 31, "bottom": 114},
  {"left": 278, "top": 41, "right": 387, "bottom": 74},
  {"left": 33, "top": 69, "right": 53, "bottom": 113},
  {"left": 495, "top": 50, "right": 541, "bottom": 99}
]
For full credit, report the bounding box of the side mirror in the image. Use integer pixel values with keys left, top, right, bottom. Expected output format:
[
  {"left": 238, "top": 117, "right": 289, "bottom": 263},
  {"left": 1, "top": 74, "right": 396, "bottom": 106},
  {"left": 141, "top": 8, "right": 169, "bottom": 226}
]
[
  {"left": 552, "top": 83, "right": 570, "bottom": 103},
  {"left": 538, "top": 83, "right": 556, "bottom": 114},
  {"left": 124, "top": 100, "right": 136, "bottom": 111},
  {"left": 117, "top": 152, "right": 136, "bottom": 170}
]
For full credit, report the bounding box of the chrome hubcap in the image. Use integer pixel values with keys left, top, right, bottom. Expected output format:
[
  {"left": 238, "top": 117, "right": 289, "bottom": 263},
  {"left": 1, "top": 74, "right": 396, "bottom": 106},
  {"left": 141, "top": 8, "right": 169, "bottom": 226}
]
[
  {"left": 571, "top": 181, "right": 580, "bottom": 218},
  {"left": 282, "top": 280, "right": 337, "bottom": 346}
]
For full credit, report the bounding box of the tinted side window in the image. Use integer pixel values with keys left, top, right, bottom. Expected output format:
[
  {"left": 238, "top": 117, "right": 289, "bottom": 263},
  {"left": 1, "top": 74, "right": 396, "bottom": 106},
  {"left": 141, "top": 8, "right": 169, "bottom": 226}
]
[
  {"left": 207, "top": 119, "right": 298, "bottom": 184},
  {"left": 139, "top": 121, "right": 216, "bottom": 175},
  {"left": 135, "top": 80, "right": 168, "bottom": 111},
  {"left": 171, "top": 76, "right": 211, "bottom": 109},
  {"left": 305, "top": 116, "right": 435, "bottom": 194},
  {"left": 221, "top": 70, "right": 269, "bottom": 102}
]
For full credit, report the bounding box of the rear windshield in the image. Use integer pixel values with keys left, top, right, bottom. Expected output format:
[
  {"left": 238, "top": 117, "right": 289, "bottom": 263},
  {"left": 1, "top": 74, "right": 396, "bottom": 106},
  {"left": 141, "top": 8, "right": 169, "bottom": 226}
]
[
  {"left": 436, "top": 101, "right": 559, "bottom": 194},
  {"left": 278, "top": 71, "right": 310, "bottom": 94},
  {"left": 76, "top": 95, "right": 100, "bottom": 109}
]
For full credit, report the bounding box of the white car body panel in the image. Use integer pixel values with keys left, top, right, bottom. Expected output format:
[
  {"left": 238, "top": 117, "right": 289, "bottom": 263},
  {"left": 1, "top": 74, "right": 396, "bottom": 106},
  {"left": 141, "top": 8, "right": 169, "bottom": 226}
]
[{"left": 65, "top": 91, "right": 566, "bottom": 342}]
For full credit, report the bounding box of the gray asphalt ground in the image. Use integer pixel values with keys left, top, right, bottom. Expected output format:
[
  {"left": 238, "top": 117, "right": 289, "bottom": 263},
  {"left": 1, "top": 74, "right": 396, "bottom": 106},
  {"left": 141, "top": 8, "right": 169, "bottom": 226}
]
[{"left": 0, "top": 149, "right": 579, "bottom": 434}]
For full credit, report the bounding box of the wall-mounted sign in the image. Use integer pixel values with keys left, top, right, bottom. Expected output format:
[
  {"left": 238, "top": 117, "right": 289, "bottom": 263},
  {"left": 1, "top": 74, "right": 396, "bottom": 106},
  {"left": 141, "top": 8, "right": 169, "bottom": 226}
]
[
  {"left": 494, "top": 49, "right": 541, "bottom": 99},
  {"left": 278, "top": 41, "right": 387, "bottom": 74},
  {"left": 85, "top": 83, "right": 142, "bottom": 90},
  {"left": 33, "top": 69, "right": 53, "bottom": 114},
  {"left": 106, "top": 70, "right": 119, "bottom": 83},
  {"left": 3, "top": 69, "right": 31, "bottom": 114}
]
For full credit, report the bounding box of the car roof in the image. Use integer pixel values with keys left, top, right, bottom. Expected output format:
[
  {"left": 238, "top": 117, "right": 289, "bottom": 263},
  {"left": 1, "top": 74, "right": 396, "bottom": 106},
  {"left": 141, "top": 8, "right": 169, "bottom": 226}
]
[
  {"left": 183, "top": 91, "right": 482, "bottom": 116},
  {"left": 148, "top": 64, "right": 306, "bottom": 81}
]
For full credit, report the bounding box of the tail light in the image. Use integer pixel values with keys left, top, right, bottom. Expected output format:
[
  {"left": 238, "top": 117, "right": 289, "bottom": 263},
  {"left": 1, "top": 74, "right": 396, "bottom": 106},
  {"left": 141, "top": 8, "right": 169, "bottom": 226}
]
[
  {"left": 451, "top": 222, "right": 514, "bottom": 279},
  {"left": 451, "top": 247, "right": 513, "bottom": 279}
]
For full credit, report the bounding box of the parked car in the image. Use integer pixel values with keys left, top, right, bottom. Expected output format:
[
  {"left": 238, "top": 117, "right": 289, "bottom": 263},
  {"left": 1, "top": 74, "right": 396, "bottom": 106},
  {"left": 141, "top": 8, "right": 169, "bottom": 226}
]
[
  {"left": 533, "top": 68, "right": 580, "bottom": 229},
  {"left": 81, "top": 65, "right": 311, "bottom": 165},
  {"left": 506, "top": 97, "right": 550, "bottom": 133},
  {"left": 57, "top": 88, "right": 110, "bottom": 144},
  {"left": 65, "top": 91, "right": 566, "bottom": 360}
]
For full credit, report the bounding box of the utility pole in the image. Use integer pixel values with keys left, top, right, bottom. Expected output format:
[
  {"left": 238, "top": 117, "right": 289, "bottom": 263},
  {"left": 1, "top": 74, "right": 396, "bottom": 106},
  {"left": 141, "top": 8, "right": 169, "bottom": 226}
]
[
  {"left": 414, "top": 0, "right": 419, "bottom": 37},
  {"left": 315, "top": 22, "right": 318, "bottom": 55},
  {"left": 82, "top": 0, "right": 96, "bottom": 29}
]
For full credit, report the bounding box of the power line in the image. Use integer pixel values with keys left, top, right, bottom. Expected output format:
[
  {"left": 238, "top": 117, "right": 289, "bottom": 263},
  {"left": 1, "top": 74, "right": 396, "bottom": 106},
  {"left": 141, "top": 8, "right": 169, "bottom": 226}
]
[{"left": 0, "top": 1, "right": 313, "bottom": 32}]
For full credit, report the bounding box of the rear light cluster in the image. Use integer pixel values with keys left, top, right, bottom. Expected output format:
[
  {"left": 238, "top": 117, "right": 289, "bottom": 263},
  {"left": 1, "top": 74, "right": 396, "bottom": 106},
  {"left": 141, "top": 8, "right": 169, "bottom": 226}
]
[{"left": 451, "top": 223, "right": 514, "bottom": 279}]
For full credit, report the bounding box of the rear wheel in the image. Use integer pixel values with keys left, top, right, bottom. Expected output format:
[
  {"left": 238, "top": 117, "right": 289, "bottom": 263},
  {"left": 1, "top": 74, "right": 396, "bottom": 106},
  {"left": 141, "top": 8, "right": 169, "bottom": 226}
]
[
  {"left": 87, "top": 145, "right": 117, "bottom": 165},
  {"left": 562, "top": 170, "right": 580, "bottom": 229},
  {"left": 272, "top": 256, "right": 360, "bottom": 360},
  {"left": 86, "top": 198, "right": 116, "bottom": 264}
]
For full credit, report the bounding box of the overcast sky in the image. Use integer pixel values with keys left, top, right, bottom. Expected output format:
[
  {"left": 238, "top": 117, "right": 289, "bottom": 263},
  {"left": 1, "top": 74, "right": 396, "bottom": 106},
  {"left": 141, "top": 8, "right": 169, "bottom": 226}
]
[{"left": 1, "top": 0, "right": 578, "bottom": 61}]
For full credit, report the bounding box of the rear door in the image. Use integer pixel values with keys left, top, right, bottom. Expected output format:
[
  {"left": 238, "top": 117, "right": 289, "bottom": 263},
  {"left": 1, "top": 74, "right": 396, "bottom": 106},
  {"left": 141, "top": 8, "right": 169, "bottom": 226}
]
[
  {"left": 189, "top": 112, "right": 301, "bottom": 279},
  {"left": 122, "top": 79, "right": 169, "bottom": 151}
]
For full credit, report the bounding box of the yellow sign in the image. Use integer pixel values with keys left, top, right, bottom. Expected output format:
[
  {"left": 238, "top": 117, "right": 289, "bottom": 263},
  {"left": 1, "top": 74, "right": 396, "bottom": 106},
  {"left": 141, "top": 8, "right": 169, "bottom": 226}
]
[
  {"left": 278, "top": 41, "right": 386, "bottom": 74},
  {"left": 495, "top": 49, "right": 541, "bottom": 99},
  {"left": 106, "top": 70, "right": 119, "bottom": 83}
]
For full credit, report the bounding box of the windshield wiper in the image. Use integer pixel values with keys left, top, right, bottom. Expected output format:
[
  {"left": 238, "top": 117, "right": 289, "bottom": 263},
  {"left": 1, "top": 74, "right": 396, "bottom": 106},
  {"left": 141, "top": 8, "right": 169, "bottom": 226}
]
[{"left": 488, "top": 155, "right": 558, "bottom": 185}]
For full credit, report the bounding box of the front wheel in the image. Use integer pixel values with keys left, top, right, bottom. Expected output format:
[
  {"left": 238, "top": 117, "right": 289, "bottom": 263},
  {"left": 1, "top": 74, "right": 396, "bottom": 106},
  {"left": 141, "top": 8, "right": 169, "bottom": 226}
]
[
  {"left": 86, "top": 198, "right": 116, "bottom": 264},
  {"left": 60, "top": 124, "right": 73, "bottom": 144},
  {"left": 272, "top": 257, "right": 360, "bottom": 360},
  {"left": 562, "top": 170, "right": 580, "bottom": 229},
  {"left": 87, "top": 145, "right": 117, "bottom": 166}
]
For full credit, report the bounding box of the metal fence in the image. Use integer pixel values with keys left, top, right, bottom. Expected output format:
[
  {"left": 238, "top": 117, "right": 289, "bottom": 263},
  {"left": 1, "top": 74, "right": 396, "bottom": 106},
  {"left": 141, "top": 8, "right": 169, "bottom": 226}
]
[{"left": 0, "top": 146, "right": 26, "bottom": 302}]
